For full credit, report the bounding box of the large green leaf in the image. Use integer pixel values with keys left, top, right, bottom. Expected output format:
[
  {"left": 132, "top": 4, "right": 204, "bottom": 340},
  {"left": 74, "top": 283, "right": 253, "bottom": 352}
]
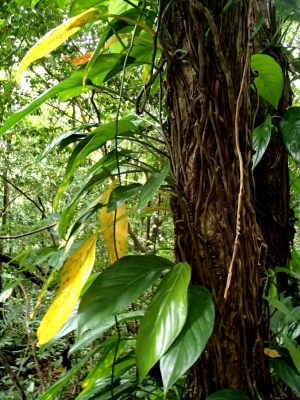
[
  {"left": 136, "top": 262, "right": 191, "bottom": 382},
  {"left": 137, "top": 163, "right": 170, "bottom": 212},
  {"left": 270, "top": 356, "right": 300, "bottom": 395},
  {"left": 252, "top": 114, "right": 271, "bottom": 168},
  {"left": 78, "top": 255, "right": 174, "bottom": 335},
  {"left": 251, "top": 54, "right": 284, "bottom": 108},
  {"left": 280, "top": 107, "right": 300, "bottom": 161},
  {"left": 160, "top": 286, "right": 215, "bottom": 392},
  {"left": 206, "top": 388, "right": 250, "bottom": 399}
]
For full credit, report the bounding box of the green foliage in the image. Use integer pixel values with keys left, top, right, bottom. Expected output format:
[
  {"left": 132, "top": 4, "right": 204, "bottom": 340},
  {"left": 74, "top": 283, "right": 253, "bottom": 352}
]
[
  {"left": 1, "top": 0, "right": 300, "bottom": 398},
  {"left": 251, "top": 54, "right": 284, "bottom": 108}
]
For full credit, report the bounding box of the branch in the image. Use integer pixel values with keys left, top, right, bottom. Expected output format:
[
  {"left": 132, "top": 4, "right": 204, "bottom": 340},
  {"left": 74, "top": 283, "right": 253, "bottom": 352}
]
[
  {"left": 0, "top": 253, "right": 43, "bottom": 286},
  {"left": 0, "top": 353, "right": 27, "bottom": 399},
  {"left": 128, "top": 223, "right": 146, "bottom": 253},
  {"left": 0, "top": 223, "right": 56, "bottom": 239}
]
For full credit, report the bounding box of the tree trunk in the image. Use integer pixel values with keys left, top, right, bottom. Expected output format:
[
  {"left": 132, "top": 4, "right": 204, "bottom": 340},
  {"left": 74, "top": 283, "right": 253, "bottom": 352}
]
[{"left": 161, "top": 0, "right": 292, "bottom": 398}]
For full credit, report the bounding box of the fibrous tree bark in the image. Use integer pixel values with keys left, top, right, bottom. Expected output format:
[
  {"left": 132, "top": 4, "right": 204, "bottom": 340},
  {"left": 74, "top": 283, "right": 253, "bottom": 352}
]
[{"left": 161, "top": 0, "right": 292, "bottom": 398}]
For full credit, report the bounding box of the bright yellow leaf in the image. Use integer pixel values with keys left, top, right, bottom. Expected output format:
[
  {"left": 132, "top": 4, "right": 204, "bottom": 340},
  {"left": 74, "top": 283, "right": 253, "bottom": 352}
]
[
  {"left": 16, "top": 8, "right": 100, "bottom": 84},
  {"left": 37, "top": 233, "right": 98, "bottom": 346},
  {"left": 100, "top": 181, "right": 128, "bottom": 264}
]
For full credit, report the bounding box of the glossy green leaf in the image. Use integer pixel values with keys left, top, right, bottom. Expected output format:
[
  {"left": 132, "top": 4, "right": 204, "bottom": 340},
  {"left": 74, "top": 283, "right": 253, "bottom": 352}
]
[
  {"left": 136, "top": 262, "right": 191, "bottom": 382},
  {"left": 160, "top": 285, "right": 214, "bottom": 392},
  {"left": 251, "top": 54, "right": 284, "bottom": 108},
  {"left": 78, "top": 255, "right": 174, "bottom": 335},
  {"left": 252, "top": 114, "right": 271, "bottom": 168},
  {"left": 206, "top": 388, "right": 250, "bottom": 400},
  {"left": 137, "top": 163, "right": 170, "bottom": 212},
  {"left": 270, "top": 356, "right": 300, "bottom": 395},
  {"left": 69, "top": 311, "right": 144, "bottom": 355},
  {"left": 280, "top": 107, "right": 300, "bottom": 161},
  {"left": 107, "top": 183, "right": 141, "bottom": 212},
  {"left": 281, "top": 334, "right": 300, "bottom": 374},
  {"left": 263, "top": 296, "right": 299, "bottom": 323}
]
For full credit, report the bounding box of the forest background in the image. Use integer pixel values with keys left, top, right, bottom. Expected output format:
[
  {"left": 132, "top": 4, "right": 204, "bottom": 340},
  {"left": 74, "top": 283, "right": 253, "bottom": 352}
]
[{"left": 1, "top": 0, "right": 300, "bottom": 399}]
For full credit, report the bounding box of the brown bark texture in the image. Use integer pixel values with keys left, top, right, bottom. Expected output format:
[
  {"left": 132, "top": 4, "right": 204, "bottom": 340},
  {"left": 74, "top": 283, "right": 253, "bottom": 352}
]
[{"left": 161, "top": 0, "right": 292, "bottom": 398}]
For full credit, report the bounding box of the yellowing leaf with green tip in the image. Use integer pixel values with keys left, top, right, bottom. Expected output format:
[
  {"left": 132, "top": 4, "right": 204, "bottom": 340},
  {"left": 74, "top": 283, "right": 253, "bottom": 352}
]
[
  {"left": 100, "top": 181, "right": 128, "bottom": 264},
  {"left": 16, "top": 8, "right": 100, "bottom": 84},
  {"left": 37, "top": 233, "right": 98, "bottom": 346}
]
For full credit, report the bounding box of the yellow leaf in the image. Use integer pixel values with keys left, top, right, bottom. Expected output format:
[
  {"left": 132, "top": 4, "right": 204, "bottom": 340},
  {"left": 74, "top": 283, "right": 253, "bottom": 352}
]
[
  {"left": 264, "top": 348, "right": 281, "bottom": 358},
  {"left": 16, "top": 8, "right": 100, "bottom": 84},
  {"left": 62, "top": 51, "right": 94, "bottom": 66},
  {"left": 100, "top": 181, "right": 128, "bottom": 264},
  {"left": 37, "top": 233, "right": 98, "bottom": 346}
]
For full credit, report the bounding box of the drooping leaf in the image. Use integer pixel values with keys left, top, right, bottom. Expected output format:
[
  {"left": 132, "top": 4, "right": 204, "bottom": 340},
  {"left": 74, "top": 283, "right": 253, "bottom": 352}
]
[
  {"left": 37, "top": 234, "right": 98, "bottom": 345},
  {"left": 270, "top": 356, "right": 300, "bottom": 395},
  {"left": 107, "top": 183, "right": 141, "bottom": 212},
  {"left": 160, "top": 285, "right": 215, "bottom": 392},
  {"left": 280, "top": 107, "right": 300, "bottom": 161},
  {"left": 252, "top": 114, "right": 272, "bottom": 168},
  {"left": 137, "top": 163, "right": 170, "bottom": 212},
  {"left": 78, "top": 255, "right": 174, "bottom": 334},
  {"left": 100, "top": 181, "right": 128, "bottom": 264},
  {"left": 281, "top": 334, "right": 300, "bottom": 374},
  {"left": 251, "top": 54, "right": 284, "bottom": 108},
  {"left": 136, "top": 262, "right": 191, "bottom": 382},
  {"left": 206, "top": 388, "right": 250, "bottom": 400},
  {"left": 16, "top": 8, "right": 101, "bottom": 84}
]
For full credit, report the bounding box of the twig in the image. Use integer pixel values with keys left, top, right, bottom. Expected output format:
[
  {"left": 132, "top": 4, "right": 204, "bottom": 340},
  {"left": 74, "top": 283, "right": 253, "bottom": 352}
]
[
  {"left": 0, "top": 353, "right": 27, "bottom": 399},
  {"left": 19, "top": 283, "right": 46, "bottom": 393},
  {"left": 0, "top": 223, "right": 56, "bottom": 239},
  {"left": 128, "top": 223, "right": 146, "bottom": 253},
  {"left": 0, "top": 174, "right": 45, "bottom": 217}
]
